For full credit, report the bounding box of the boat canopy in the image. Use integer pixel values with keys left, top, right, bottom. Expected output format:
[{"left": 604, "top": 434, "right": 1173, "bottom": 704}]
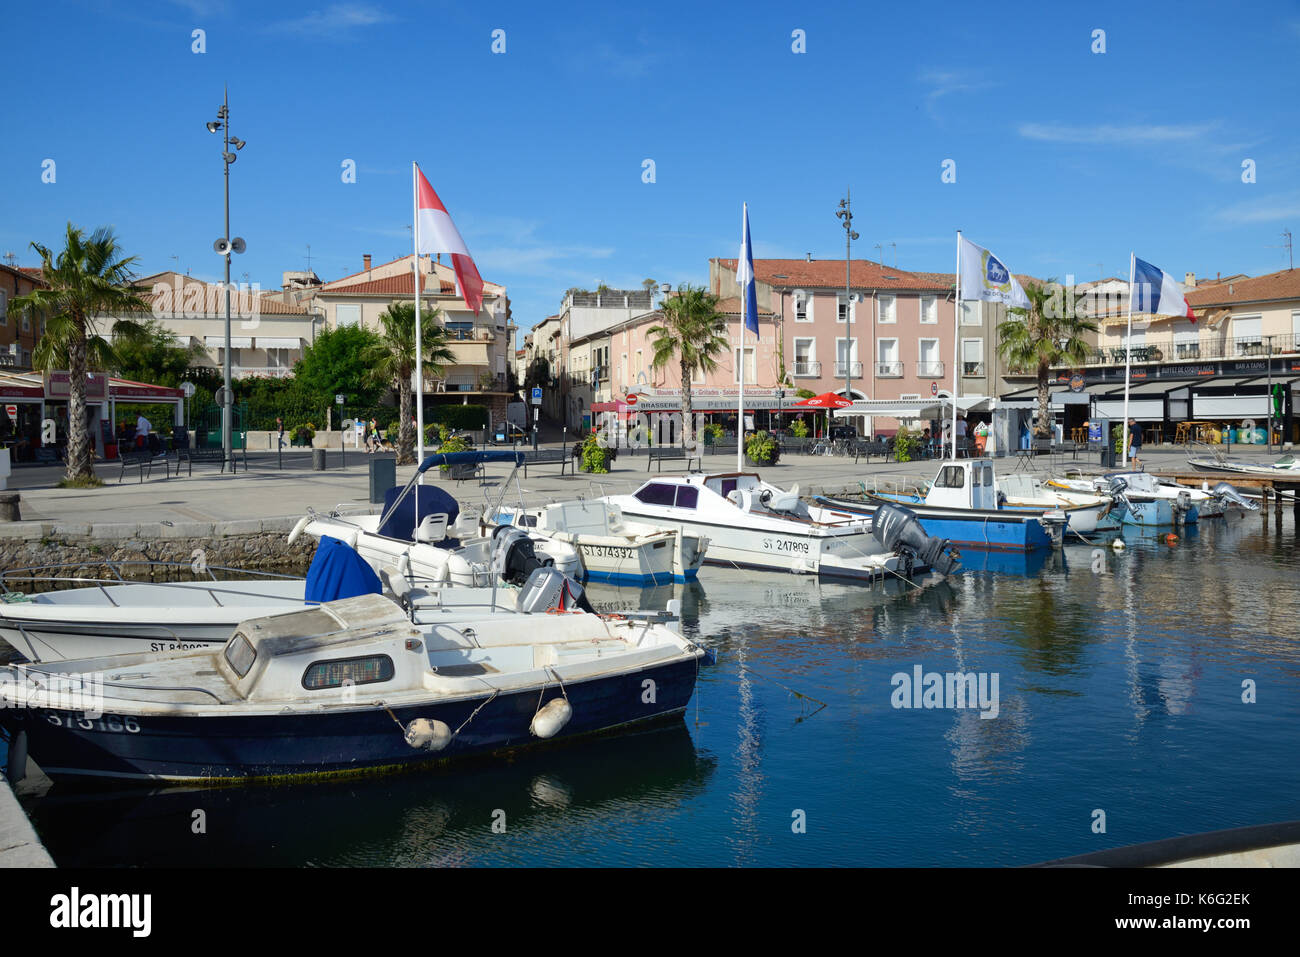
[
  {"left": 416, "top": 450, "right": 525, "bottom": 473},
  {"left": 378, "top": 485, "right": 461, "bottom": 541},
  {"left": 304, "top": 536, "right": 383, "bottom": 604}
]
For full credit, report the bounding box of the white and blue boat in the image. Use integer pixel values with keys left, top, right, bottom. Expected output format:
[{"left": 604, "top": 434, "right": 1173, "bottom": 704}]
[
  {"left": 816, "top": 459, "right": 1072, "bottom": 552},
  {"left": 0, "top": 591, "right": 708, "bottom": 785}
]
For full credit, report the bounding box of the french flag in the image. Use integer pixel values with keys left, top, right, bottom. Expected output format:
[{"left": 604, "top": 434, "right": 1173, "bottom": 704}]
[
  {"left": 1132, "top": 256, "right": 1195, "bottom": 322},
  {"left": 415, "top": 166, "right": 484, "bottom": 315}
]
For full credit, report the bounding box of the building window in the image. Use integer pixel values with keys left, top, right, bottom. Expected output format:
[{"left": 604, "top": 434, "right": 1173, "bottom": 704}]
[
  {"left": 336, "top": 304, "right": 361, "bottom": 328},
  {"left": 0, "top": 290, "right": 6, "bottom": 325},
  {"left": 920, "top": 296, "right": 937, "bottom": 324},
  {"left": 21, "top": 315, "right": 30, "bottom": 333},
  {"left": 878, "top": 295, "right": 896, "bottom": 324},
  {"left": 837, "top": 294, "right": 854, "bottom": 323},
  {"left": 961, "top": 338, "right": 984, "bottom": 376},
  {"left": 267, "top": 348, "right": 291, "bottom": 369},
  {"left": 733, "top": 346, "right": 756, "bottom": 384},
  {"left": 794, "top": 292, "right": 809, "bottom": 322},
  {"left": 1232, "top": 314, "right": 1263, "bottom": 355},
  {"left": 835, "top": 338, "right": 858, "bottom": 378},
  {"left": 960, "top": 301, "right": 981, "bottom": 326},
  {"left": 877, "top": 338, "right": 900, "bottom": 377},
  {"left": 917, "top": 338, "right": 942, "bottom": 378},
  {"left": 792, "top": 337, "right": 817, "bottom": 377}
]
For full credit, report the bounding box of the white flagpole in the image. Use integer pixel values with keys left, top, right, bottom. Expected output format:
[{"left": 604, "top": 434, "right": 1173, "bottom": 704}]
[
  {"left": 737, "top": 203, "right": 747, "bottom": 473},
  {"left": 413, "top": 162, "right": 426, "bottom": 468},
  {"left": 1121, "top": 251, "right": 1135, "bottom": 467},
  {"left": 952, "top": 230, "right": 962, "bottom": 459}
]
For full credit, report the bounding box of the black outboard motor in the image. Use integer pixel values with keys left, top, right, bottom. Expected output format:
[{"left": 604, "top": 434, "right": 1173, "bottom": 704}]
[
  {"left": 871, "top": 502, "right": 960, "bottom": 578},
  {"left": 490, "top": 525, "right": 596, "bottom": 613}
]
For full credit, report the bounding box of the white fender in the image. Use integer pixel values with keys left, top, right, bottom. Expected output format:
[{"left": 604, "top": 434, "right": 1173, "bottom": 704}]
[
  {"left": 529, "top": 698, "right": 572, "bottom": 739},
  {"left": 287, "top": 515, "right": 311, "bottom": 545},
  {"left": 1111, "top": 538, "right": 1126, "bottom": 551},
  {"left": 404, "top": 718, "right": 452, "bottom": 751}
]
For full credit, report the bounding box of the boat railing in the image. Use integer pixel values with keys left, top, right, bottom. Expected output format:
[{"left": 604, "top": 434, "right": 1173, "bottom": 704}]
[
  {"left": 858, "top": 474, "right": 930, "bottom": 498},
  {"left": 11, "top": 660, "right": 227, "bottom": 704},
  {"left": 0, "top": 560, "right": 303, "bottom": 607}
]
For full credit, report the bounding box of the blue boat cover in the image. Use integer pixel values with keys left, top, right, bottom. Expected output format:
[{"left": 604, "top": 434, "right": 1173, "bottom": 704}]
[
  {"left": 304, "top": 535, "right": 383, "bottom": 604},
  {"left": 377, "top": 485, "right": 460, "bottom": 542}
]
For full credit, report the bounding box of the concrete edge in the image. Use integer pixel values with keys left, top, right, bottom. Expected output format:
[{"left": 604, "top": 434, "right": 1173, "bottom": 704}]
[{"left": 0, "top": 773, "right": 55, "bottom": 867}]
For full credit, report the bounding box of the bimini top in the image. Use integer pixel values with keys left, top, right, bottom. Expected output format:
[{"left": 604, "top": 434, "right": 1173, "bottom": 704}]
[{"left": 416, "top": 450, "right": 525, "bottom": 473}]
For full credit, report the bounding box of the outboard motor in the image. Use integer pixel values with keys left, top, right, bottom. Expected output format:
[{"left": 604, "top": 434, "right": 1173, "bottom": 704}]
[
  {"left": 491, "top": 525, "right": 554, "bottom": 586},
  {"left": 1212, "top": 481, "right": 1259, "bottom": 512},
  {"left": 871, "top": 502, "right": 960, "bottom": 578},
  {"left": 1173, "top": 489, "right": 1192, "bottom": 525},
  {"left": 1107, "top": 476, "right": 1132, "bottom": 514},
  {"left": 492, "top": 525, "right": 596, "bottom": 614},
  {"left": 516, "top": 567, "right": 596, "bottom": 614}
]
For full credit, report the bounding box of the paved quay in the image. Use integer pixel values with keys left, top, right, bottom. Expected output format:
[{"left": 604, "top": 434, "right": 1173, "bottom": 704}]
[{"left": 4, "top": 443, "right": 1290, "bottom": 528}]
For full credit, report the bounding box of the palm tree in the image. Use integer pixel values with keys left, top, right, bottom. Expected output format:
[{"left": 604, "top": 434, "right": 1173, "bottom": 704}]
[
  {"left": 363, "top": 301, "right": 456, "bottom": 465},
  {"left": 997, "top": 280, "right": 1098, "bottom": 438},
  {"left": 8, "top": 224, "right": 149, "bottom": 483},
  {"left": 647, "top": 284, "right": 730, "bottom": 435}
]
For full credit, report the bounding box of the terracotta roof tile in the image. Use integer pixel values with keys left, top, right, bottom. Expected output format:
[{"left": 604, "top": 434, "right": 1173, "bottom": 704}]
[
  {"left": 321, "top": 274, "right": 455, "bottom": 296},
  {"left": 713, "top": 257, "right": 952, "bottom": 291},
  {"left": 1185, "top": 268, "right": 1300, "bottom": 307}
]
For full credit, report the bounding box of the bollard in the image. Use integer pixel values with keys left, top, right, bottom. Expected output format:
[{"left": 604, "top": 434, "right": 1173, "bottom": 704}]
[{"left": 312, "top": 448, "right": 327, "bottom": 471}]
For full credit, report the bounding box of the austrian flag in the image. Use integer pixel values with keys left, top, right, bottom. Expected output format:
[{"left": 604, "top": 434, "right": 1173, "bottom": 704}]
[{"left": 415, "top": 166, "right": 484, "bottom": 315}]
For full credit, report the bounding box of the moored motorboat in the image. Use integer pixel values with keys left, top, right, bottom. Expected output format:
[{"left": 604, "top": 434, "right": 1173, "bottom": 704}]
[
  {"left": 297, "top": 451, "right": 583, "bottom": 585},
  {"left": 607, "top": 472, "right": 958, "bottom": 581},
  {"left": 818, "top": 459, "right": 1070, "bottom": 552},
  {"left": 486, "top": 498, "right": 707, "bottom": 585},
  {"left": 0, "top": 591, "right": 707, "bottom": 785}
]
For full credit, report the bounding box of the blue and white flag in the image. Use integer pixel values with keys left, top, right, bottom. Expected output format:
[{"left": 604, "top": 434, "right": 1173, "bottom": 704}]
[
  {"left": 737, "top": 203, "right": 759, "bottom": 338},
  {"left": 1131, "top": 256, "right": 1195, "bottom": 320},
  {"left": 958, "top": 235, "right": 1029, "bottom": 309}
]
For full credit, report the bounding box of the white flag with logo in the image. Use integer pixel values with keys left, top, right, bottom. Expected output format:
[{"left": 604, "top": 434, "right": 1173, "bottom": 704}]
[{"left": 958, "top": 235, "right": 1029, "bottom": 309}]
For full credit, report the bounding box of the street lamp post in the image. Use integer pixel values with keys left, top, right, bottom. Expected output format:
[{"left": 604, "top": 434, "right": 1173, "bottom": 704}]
[
  {"left": 207, "top": 88, "right": 246, "bottom": 471},
  {"left": 835, "top": 189, "right": 859, "bottom": 428},
  {"left": 1266, "top": 334, "right": 1274, "bottom": 452}
]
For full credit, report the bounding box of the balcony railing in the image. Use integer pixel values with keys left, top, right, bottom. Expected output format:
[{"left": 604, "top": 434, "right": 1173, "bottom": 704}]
[
  {"left": 916, "top": 361, "right": 944, "bottom": 377},
  {"left": 835, "top": 361, "right": 864, "bottom": 378},
  {"left": 962, "top": 361, "right": 985, "bottom": 376},
  {"left": 1074, "top": 333, "right": 1298, "bottom": 367},
  {"left": 875, "top": 361, "right": 902, "bottom": 378},
  {"left": 792, "top": 360, "right": 821, "bottom": 377}
]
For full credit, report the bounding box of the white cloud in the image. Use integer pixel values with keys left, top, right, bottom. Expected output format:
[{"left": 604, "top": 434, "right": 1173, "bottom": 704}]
[
  {"left": 265, "top": 4, "right": 393, "bottom": 37},
  {"left": 1213, "top": 195, "right": 1300, "bottom": 225},
  {"left": 1017, "top": 122, "right": 1216, "bottom": 145}
]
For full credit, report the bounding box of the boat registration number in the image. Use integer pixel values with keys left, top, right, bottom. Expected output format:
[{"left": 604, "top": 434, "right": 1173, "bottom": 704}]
[
  {"left": 583, "top": 545, "right": 636, "bottom": 560},
  {"left": 44, "top": 711, "right": 141, "bottom": 733},
  {"left": 148, "top": 640, "right": 210, "bottom": 653},
  {"left": 763, "top": 538, "right": 809, "bottom": 554}
]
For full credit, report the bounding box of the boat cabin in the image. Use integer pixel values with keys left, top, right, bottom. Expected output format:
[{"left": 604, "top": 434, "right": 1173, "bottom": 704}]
[
  {"left": 629, "top": 473, "right": 803, "bottom": 517},
  {"left": 216, "top": 594, "right": 428, "bottom": 702},
  {"left": 924, "top": 459, "right": 999, "bottom": 511}
]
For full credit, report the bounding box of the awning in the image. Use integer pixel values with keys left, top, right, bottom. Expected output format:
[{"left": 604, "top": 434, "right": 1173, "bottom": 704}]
[
  {"left": 205, "top": 336, "right": 253, "bottom": 349},
  {"left": 255, "top": 337, "right": 303, "bottom": 349},
  {"left": 836, "top": 395, "right": 993, "bottom": 418}
]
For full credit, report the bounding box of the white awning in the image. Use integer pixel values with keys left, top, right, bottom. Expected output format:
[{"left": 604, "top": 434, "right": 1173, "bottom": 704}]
[
  {"left": 837, "top": 395, "right": 993, "bottom": 418},
  {"left": 255, "top": 337, "right": 303, "bottom": 349},
  {"left": 205, "top": 336, "right": 253, "bottom": 349}
]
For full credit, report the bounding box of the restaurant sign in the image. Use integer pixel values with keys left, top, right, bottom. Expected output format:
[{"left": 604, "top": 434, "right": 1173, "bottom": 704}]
[{"left": 44, "top": 371, "right": 108, "bottom": 400}]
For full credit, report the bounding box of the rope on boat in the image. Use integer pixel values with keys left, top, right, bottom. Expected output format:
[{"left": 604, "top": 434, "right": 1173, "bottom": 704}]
[{"left": 734, "top": 661, "right": 828, "bottom": 717}]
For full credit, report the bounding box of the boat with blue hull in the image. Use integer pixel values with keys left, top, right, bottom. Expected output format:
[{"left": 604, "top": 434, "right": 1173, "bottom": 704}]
[
  {"left": 0, "top": 592, "right": 708, "bottom": 785},
  {"left": 816, "top": 460, "right": 1069, "bottom": 552}
]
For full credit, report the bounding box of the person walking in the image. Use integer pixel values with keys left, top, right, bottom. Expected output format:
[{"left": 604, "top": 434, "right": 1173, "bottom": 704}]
[
  {"left": 1127, "top": 417, "right": 1143, "bottom": 469},
  {"left": 135, "top": 412, "right": 152, "bottom": 450}
]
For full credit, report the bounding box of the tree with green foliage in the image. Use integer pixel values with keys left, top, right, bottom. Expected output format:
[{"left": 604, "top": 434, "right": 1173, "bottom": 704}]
[
  {"left": 9, "top": 224, "right": 150, "bottom": 484},
  {"left": 111, "top": 318, "right": 205, "bottom": 387},
  {"left": 293, "top": 324, "right": 383, "bottom": 411},
  {"left": 647, "top": 284, "right": 730, "bottom": 429},
  {"left": 361, "top": 301, "right": 456, "bottom": 465},
  {"left": 997, "top": 279, "right": 1098, "bottom": 438}
]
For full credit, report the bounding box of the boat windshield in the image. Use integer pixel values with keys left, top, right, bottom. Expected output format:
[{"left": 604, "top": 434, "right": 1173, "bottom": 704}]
[{"left": 934, "top": 465, "right": 965, "bottom": 488}]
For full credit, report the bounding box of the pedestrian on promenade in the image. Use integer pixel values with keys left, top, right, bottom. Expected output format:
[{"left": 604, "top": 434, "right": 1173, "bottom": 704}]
[
  {"left": 135, "top": 412, "right": 151, "bottom": 450},
  {"left": 276, "top": 416, "right": 285, "bottom": 449},
  {"left": 1127, "top": 417, "right": 1143, "bottom": 469}
]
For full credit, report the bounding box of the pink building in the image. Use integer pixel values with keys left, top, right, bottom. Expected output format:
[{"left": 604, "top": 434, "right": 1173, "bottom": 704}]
[{"left": 710, "top": 257, "right": 958, "bottom": 433}]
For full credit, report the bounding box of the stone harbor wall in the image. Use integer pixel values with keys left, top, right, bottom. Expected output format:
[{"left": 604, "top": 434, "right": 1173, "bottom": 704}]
[{"left": 0, "top": 516, "right": 317, "bottom": 575}]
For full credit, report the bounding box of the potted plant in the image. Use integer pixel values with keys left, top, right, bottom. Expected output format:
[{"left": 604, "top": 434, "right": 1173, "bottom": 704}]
[
  {"left": 791, "top": 417, "right": 809, "bottom": 438},
  {"left": 291, "top": 424, "right": 315, "bottom": 447},
  {"left": 434, "top": 434, "right": 473, "bottom": 479},
  {"left": 744, "top": 430, "right": 780, "bottom": 467},
  {"left": 893, "top": 426, "right": 921, "bottom": 463},
  {"left": 578, "top": 435, "right": 615, "bottom": 473}
]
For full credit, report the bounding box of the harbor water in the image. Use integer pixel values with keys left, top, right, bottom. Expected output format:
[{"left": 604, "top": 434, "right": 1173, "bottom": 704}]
[{"left": 11, "top": 509, "right": 1300, "bottom": 866}]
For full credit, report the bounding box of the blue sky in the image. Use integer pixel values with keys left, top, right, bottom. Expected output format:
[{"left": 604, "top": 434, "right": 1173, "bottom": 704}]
[{"left": 3, "top": 0, "right": 1299, "bottom": 332}]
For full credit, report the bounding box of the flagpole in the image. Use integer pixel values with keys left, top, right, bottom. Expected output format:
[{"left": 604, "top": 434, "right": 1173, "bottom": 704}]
[
  {"left": 952, "top": 230, "right": 962, "bottom": 460},
  {"left": 738, "top": 203, "right": 747, "bottom": 473},
  {"left": 1121, "top": 251, "right": 1134, "bottom": 467},
  {"left": 413, "top": 162, "right": 426, "bottom": 469}
]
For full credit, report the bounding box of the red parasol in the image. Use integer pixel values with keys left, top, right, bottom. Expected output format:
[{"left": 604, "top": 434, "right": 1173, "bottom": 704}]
[{"left": 792, "top": 392, "right": 853, "bottom": 409}]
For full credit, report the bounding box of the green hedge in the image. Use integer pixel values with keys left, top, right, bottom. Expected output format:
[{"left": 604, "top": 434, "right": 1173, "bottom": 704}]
[{"left": 426, "top": 403, "right": 488, "bottom": 431}]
